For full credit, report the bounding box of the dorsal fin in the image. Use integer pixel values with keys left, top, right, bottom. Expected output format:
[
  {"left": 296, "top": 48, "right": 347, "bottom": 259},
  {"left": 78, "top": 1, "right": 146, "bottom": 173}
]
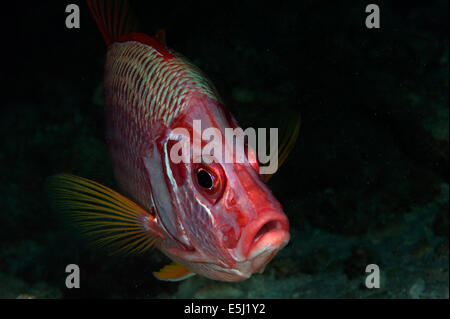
[
  {"left": 263, "top": 114, "right": 301, "bottom": 183},
  {"left": 87, "top": 0, "right": 139, "bottom": 46},
  {"left": 87, "top": 1, "right": 173, "bottom": 58}
]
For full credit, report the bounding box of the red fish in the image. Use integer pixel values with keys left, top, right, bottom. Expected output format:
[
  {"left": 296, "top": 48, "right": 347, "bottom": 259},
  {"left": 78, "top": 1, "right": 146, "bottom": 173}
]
[{"left": 49, "top": 0, "right": 299, "bottom": 282}]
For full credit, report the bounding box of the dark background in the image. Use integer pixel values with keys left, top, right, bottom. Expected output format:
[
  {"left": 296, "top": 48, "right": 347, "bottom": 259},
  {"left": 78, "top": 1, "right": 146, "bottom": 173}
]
[{"left": 0, "top": 1, "right": 448, "bottom": 298}]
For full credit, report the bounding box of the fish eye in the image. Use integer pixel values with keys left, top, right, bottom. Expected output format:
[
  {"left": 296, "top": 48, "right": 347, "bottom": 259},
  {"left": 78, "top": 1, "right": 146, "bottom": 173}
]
[
  {"left": 196, "top": 168, "right": 214, "bottom": 189},
  {"left": 193, "top": 163, "right": 226, "bottom": 203}
]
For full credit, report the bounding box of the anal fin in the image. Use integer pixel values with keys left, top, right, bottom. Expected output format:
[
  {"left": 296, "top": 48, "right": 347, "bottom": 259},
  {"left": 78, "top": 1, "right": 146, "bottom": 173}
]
[{"left": 153, "top": 262, "right": 195, "bottom": 282}]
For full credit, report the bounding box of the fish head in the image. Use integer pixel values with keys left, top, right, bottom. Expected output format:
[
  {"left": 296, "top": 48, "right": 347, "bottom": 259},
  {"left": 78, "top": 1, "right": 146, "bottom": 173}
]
[{"left": 147, "top": 93, "right": 290, "bottom": 281}]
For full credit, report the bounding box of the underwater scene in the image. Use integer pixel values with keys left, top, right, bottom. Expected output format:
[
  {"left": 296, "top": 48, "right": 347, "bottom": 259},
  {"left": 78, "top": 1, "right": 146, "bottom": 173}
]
[{"left": 0, "top": 0, "right": 448, "bottom": 300}]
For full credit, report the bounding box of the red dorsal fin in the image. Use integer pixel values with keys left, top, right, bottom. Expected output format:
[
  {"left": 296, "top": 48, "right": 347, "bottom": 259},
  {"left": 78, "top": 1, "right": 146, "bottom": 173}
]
[
  {"left": 87, "top": 1, "right": 173, "bottom": 58},
  {"left": 87, "top": 0, "right": 138, "bottom": 46}
]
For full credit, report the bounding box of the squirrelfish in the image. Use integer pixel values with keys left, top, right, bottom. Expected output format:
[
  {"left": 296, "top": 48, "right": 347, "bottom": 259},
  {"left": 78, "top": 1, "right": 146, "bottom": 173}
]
[{"left": 49, "top": 0, "right": 299, "bottom": 282}]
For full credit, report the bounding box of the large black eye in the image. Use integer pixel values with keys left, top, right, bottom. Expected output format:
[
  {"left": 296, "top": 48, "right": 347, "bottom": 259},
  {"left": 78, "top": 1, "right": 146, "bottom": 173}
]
[
  {"left": 197, "top": 168, "right": 213, "bottom": 189},
  {"left": 193, "top": 163, "right": 226, "bottom": 204}
]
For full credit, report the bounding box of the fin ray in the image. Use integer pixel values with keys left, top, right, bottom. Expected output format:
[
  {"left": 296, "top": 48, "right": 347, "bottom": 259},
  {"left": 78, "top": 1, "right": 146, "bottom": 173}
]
[
  {"left": 87, "top": 0, "right": 139, "bottom": 46},
  {"left": 263, "top": 115, "right": 301, "bottom": 183},
  {"left": 47, "top": 174, "right": 157, "bottom": 255}
]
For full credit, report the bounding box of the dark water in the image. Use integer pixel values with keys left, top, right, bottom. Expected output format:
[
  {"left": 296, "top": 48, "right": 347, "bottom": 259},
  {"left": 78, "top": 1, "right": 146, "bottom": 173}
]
[{"left": 0, "top": 1, "right": 448, "bottom": 298}]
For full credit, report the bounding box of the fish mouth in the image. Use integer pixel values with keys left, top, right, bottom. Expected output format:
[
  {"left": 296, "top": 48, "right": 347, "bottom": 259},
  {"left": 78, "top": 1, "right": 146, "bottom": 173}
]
[
  {"left": 218, "top": 211, "right": 290, "bottom": 277},
  {"left": 179, "top": 221, "right": 289, "bottom": 282},
  {"left": 244, "top": 212, "right": 290, "bottom": 260},
  {"left": 207, "top": 232, "right": 289, "bottom": 281},
  {"left": 248, "top": 227, "right": 290, "bottom": 260}
]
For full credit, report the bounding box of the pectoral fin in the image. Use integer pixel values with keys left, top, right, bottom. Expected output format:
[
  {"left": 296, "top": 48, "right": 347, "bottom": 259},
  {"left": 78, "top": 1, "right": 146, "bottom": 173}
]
[{"left": 47, "top": 174, "right": 159, "bottom": 255}]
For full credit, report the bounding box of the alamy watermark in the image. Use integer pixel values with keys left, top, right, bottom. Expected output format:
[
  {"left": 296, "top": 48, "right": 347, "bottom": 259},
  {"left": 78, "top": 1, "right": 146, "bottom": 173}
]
[
  {"left": 168, "top": 120, "right": 279, "bottom": 175},
  {"left": 65, "top": 264, "right": 80, "bottom": 288},
  {"left": 365, "top": 264, "right": 380, "bottom": 289},
  {"left": 365, "top": 4, "right": 380, "bottom": 29}
]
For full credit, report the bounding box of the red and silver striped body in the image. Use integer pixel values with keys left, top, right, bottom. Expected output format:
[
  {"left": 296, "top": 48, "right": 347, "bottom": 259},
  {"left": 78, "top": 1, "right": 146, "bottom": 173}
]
[{"left": 103, "top": 34, "right": 290, "bottom": 281}]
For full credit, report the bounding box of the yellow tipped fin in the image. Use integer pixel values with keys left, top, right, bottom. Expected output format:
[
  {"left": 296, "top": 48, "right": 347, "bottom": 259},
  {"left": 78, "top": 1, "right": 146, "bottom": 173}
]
[
  {"left": 47, "top": 174, "right": 158, "bottom": 255},
  {"left": 263, "top": 114, "right": 301, "bottom": 183},
  {"left": 153, "top": 262, "right": 195, "bottom": 282}
]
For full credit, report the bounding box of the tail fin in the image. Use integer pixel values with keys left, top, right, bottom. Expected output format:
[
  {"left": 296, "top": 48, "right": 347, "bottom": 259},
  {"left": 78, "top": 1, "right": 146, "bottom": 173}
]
[{"left": 87, "top": 0, "right": 139, "bottom": 46}]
